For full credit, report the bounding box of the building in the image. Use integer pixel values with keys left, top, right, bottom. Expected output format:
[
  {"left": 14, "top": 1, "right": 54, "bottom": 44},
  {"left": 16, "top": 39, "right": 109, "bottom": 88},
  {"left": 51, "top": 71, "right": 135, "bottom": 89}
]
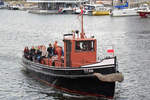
[
  {"left": 113, "top": 0, "right": 150, "bottom": 8},
  {"left": 27, "top": 0, "right": 87, "bottom": 10},
  {"left": 130, "top": 0, "right": 150, "bottom": 7},
  {"left": 97, "top": 0, "right": 112, "bottom": 6}
]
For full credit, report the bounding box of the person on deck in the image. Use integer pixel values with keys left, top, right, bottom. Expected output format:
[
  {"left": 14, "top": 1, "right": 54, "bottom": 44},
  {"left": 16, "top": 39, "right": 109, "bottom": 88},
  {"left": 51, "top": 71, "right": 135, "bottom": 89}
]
[
  {"left": 29, "top": 46, "right": 35, "bottom": 61},
  {"left": 41, "top": 45, "right": 47, "bottom": 58},
  {"left": 55, "top": 46, "right": 62, "bottom": 61},
  {"left": 24, "top": 46, "right": 29, "bottom": 59},
  {"left": 76, "top": 42, "right": 81, "bottom": 50},
  {"left": 47, "top": 43, "right": 53, "bottom": 58},
  {"left": 36, "top": 46, "right": 42, "bottom": 63},
  {"left": 53, "top": 41, "right": 58, "bottom": 55},
  {"left": 61, "top": 47, "right": 64, "bottom": 56}
]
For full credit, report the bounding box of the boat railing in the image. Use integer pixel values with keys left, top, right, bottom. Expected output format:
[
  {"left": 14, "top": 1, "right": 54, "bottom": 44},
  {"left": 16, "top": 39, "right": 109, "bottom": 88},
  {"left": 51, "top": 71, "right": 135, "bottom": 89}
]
[
  {"left": 63, "top": 33, "right": 73, "bottom": 36},
  {"left": 63, "top": 33, "right": 73, "bottom": 39}
]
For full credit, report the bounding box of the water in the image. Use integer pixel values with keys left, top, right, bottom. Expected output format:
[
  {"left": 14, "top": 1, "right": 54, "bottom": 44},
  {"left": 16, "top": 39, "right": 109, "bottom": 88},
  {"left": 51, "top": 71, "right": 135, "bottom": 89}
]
[{"left": 0, "top": 9, "right": 150, "bottom": 100}]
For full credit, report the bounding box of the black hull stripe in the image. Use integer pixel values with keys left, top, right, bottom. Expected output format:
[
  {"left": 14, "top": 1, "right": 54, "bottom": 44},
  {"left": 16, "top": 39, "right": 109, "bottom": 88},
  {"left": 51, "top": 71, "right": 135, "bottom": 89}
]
[
  {"left": 31, "top": 73, "right": 113, "bottom": 99},
  {"left": 22, "top": 62, "right": 115, "bottom": 78},
  {"left": 23, "top": 64, "right": 94, "bottom": 78}
]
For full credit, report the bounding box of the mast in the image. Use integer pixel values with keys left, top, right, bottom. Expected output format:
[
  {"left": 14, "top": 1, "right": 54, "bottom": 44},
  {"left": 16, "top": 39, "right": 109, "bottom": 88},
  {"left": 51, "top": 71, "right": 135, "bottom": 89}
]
[
  {"left": 81, "top": 11, "right": 84, "bottom": 34},
  {"left": 112, "top": 0, "right": 114, "bottom": 10},
  {"left": 80, "top": 6, "right": 84, "bottom": 38}
]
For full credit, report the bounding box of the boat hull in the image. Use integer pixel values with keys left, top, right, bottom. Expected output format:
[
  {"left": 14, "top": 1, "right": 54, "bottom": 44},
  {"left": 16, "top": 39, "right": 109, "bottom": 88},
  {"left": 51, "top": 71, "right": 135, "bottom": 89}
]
[
  {"left": 22, "top": 57, "right": 116, "bottom": 99},
  {"left": 137, "top": 11, "right": 150, "bottom": 18},
  {"left": 92, "top": 11, "right": 110, "bottom": 16},
  {"left": 111, "top": 9, "right": 138, "bottom": 17}
]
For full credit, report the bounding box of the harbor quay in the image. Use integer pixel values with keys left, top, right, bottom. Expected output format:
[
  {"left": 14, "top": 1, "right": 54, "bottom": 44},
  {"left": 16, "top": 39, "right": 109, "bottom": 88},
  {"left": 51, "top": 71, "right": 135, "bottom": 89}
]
[{"left": 1, "top": 0, "right": 150, "bottom": 16}]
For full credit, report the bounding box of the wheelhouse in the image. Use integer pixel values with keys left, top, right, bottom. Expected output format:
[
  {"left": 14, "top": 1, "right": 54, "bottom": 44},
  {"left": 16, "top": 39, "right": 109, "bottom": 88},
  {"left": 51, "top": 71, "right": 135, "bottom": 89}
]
[{"left": 63, "top": 34, "right": 97, "bottom": 67}]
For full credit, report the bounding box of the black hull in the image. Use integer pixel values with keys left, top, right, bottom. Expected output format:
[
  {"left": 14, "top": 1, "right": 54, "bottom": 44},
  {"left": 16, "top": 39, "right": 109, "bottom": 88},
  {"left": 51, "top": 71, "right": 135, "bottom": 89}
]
[{"left": 22, "top": 57, "right": 117, "bottom": 99}]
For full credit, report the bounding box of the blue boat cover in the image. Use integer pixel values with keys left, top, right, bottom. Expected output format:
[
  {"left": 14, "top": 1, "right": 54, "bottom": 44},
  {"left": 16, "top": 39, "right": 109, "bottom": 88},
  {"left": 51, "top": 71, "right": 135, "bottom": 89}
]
[
  {"left": 114, "top": 2, "right": 128, "bottom": 9},
  {"left": 0, "top": 2, "right": 4, "bottom": 5}
]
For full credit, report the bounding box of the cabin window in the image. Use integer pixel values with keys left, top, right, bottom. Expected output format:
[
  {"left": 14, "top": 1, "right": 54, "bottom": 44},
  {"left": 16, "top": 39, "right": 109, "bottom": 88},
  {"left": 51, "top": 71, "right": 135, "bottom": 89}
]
[
  {"left": 84, "top": 6, "right": 95, "bottom": 10},
  {"left": 75, "top": 41, "right": 94, "bottom": 51}
]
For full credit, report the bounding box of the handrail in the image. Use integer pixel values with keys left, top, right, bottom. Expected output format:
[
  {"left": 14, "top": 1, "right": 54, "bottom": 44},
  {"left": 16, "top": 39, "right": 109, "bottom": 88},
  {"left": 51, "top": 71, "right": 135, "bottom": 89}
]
[{"left": 63, "top": 34, "right": 73, "bottom": 36}]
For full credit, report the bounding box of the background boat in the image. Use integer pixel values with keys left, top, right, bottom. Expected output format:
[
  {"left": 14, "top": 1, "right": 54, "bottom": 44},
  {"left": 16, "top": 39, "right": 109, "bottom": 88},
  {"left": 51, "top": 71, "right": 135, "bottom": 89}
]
[
  {"left": 59, "top": 7, "right": 74, "bottom": 14},
  {"left": 111, "top": 1, "right": 138, "bottom": 17},
  {"left": 92, "top": 5, "right": 111, "bottom": 16},
  {"left": 111, "top": 8, "right": 138, "bottom": 17},
  {"left": 0, "top": 0, "right": 4, "bottom": 9},
  {"left": 137, "top": 4, "right": 150, "bottom": 18}
]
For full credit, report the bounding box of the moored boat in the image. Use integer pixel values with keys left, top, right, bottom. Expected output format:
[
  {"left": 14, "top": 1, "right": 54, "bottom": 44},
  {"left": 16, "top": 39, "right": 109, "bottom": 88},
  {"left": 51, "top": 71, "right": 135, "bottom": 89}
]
[
  {"left": 111, "top": 1, "right": 138, "bottom": 17},
  {"left": 92, "top": 6, "right": 110, "bottom": 16},
  {"left": 137, "top": 4, "right": 150, "bottom": 18},
  {"left": 137, "top": 10, "right": 150, "bottom": 18},
  {"left": 0, "top": 0, "right": 4, "bottom": 9},
  {"left": 8, "top": 5, "right": 19, "bottom": 10},
  {"left": 58, "top": 7, "right": 74, "bottom": 14},
  {"left": 22, "top": 7, "right": 124, "bottom": 99},
  {"left": 111, "top": 8, "right": 138, "bottom": 17},
  {"left": 74, "top": 4, "right": 96, "bottom": 15}
]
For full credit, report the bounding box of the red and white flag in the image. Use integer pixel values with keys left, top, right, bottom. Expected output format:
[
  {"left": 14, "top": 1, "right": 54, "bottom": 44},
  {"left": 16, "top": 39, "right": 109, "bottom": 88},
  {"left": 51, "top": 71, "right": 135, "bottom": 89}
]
[
  {"left": 107, "top": 49, "right": 114, "bottom": 53},
  {"left": 77, "top": 7, "right": 84, "bottom": 19},
  {"left": 80, "top": 9, "right": 83, "bottom": 15},
  {"left": 107, "top": 49, "right": 115, "bottom": 56}
]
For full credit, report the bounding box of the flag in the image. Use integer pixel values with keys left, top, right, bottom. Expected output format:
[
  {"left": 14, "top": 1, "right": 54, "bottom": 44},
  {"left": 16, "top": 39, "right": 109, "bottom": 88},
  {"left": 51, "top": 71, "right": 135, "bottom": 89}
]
[
  {"left": 107, "top": 49, "right": 114, "bottom": 53},
  {"left": 80, "top": 9, "right": 83, "bottom": 15},
  {"left": 77, "top": 7, "right": 83, "bottom": 19}
]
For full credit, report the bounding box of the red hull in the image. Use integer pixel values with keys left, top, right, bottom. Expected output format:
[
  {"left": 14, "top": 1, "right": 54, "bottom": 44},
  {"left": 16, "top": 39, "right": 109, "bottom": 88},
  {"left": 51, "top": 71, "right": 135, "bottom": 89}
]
[{"left": 138, "top": 11, "right": 150, "bottom": 18}]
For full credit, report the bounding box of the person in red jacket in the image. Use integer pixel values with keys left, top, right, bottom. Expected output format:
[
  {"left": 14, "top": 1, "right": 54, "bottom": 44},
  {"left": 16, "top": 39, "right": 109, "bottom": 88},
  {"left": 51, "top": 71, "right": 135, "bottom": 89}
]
[{"left": 24, "top": 46, "right": 29, "bottom": 59}]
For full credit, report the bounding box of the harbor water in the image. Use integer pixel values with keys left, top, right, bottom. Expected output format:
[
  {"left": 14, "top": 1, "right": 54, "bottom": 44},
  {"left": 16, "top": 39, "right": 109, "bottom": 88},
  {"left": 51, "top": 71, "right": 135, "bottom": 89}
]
[{"left": 0, "top": 10, "right": 150, "bottom": 100}]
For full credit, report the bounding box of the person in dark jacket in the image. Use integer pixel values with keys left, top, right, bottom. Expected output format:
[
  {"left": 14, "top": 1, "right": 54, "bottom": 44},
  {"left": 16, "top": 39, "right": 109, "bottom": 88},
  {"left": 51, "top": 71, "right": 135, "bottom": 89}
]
[
  {"left": 47, "top": 43, "right": 53, "bottom": 58},
  {"left": 36, "top": 46, "right": 42, "bottom": 63},
  {"left": 29, "top": 46, "right": 35, "bottom": 61}
]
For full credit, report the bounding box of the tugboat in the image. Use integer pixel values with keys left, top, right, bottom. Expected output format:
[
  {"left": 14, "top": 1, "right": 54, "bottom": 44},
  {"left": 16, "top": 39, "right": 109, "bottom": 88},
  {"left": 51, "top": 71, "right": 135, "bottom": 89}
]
[{"left": 22, "top": 7, "right": 123, "bottom": 99}]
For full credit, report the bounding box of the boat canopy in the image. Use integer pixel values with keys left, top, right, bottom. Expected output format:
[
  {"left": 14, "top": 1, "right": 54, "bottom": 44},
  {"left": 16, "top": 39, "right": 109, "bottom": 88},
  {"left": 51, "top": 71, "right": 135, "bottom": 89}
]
[
  {"left": 114, "top": 2, "right": 128, "bottom": 9},
  {"left": 0, "top": 1, "right": 4, "bottom": 5}
]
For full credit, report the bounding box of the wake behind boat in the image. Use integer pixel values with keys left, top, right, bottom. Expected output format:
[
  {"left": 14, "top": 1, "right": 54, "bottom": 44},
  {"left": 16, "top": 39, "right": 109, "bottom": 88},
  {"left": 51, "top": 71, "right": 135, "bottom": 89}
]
[{"left": 21, "top": 7, "right": 124, "bottom": 99}]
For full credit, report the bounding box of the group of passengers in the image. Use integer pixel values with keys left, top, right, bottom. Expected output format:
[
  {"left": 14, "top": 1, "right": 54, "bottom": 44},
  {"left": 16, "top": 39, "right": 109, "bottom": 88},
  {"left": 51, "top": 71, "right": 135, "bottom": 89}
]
[{"left": 24, "top": 41, "right": 64, "bottom": 63}]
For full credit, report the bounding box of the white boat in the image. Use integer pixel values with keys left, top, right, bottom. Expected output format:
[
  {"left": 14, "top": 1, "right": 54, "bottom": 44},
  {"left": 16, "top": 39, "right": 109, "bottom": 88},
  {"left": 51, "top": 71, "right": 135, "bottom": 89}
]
[
  {"left": 92, "top": 6, "right": 111, "bottom": 16},
  {"left": 111, "top": 8, "right": 138, "bottom": 17},
  {"left": 111, "top": 1, "right": 139, "bottom": 17},
  {"left": 112, "top": 3, "right": 150, "bottom": 17},
  {"left": 0, "top": 5, "right": 3, "bottom": 9},
  {"left": 75, "top": 4, "right": 107, "bottom": 15},
  {"left": 0, "top": 1, "right": 4, "bottom": 9},
  {"left": 137, "top": 4, "right": 150, "bottom": 12},
  {"left": 137, "top": 4, "right": 150, "bottom": 18},
  {"left": 8, "top": 5, "right": 20, "bottom": 10},
  {"left": 59, "top": 7, "right": 74, "bottom": 14},
  {"left": 74, "top": 4, "right": 95, "bottom": 15}
]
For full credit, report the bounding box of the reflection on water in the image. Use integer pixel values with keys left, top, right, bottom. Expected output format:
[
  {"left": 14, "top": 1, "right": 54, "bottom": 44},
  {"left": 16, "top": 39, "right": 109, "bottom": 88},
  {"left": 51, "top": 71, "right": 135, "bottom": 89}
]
[{"left": 0, "top": 9, "right": 150, "bottom": 100}]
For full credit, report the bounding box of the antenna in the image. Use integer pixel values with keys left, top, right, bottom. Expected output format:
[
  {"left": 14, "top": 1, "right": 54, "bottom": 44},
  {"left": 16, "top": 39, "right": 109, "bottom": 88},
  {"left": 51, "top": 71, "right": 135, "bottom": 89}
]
[
  {"left": 81, "top": 11, "right": 84, "bottom": 34},
  {"left": 80, "top": 6, "right": 85, "bottom": 38}
]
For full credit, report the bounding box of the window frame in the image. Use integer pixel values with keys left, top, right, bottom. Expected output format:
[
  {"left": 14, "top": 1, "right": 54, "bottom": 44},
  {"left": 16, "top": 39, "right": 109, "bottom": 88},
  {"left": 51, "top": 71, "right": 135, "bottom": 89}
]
[{"left": 75, "top": 40, "right": 95, "bottom": 52}]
